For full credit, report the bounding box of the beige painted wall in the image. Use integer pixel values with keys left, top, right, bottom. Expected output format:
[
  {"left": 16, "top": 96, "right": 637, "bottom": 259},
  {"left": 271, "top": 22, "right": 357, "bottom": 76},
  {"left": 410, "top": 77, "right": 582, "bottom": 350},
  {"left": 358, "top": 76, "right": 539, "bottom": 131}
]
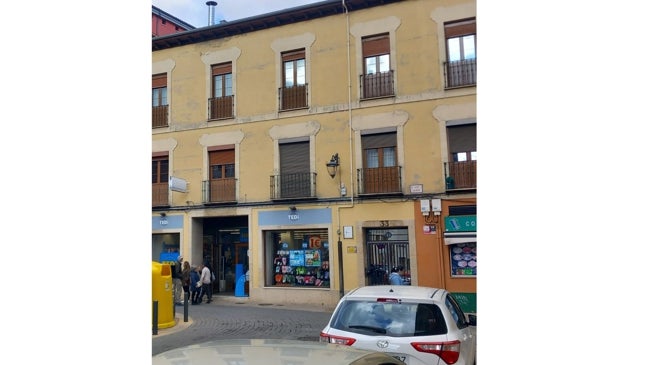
[{"left": 153, "top": 0, "right": 476, "bottom": 306}]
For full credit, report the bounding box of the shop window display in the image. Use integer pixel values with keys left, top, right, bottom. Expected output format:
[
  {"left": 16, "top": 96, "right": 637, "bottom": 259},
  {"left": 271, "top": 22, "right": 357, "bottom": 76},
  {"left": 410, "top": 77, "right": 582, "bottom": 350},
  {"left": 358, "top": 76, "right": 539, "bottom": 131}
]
[
  {"left": 265, "top": 229, "right": 330, "bottom": 288},
  {"left": 450, "top": 242, "right": 476, "bottom": 277}
]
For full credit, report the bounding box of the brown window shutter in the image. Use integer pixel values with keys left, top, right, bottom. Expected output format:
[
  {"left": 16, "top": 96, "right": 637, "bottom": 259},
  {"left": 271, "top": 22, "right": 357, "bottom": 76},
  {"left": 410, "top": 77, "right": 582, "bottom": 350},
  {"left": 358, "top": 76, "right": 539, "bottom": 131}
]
[
  {"left": 445, "top": 18, "right": 476, "bottom": 38},
  {"left": 209, "top": 148, "right": 235, "bottom": 165},
  {"left": 152, "top": 73, "right": 167, "bottom": 88},
  {"left": 362, "top": 34, "right": 389, "bottom": 57},
  {"left": 362, "top": 132, "right": 396, "bottom": 149},
  {"left": 212, "top": 62, "right": 232, "bottom": 76},
  {"left": 282, "top": 49, "right": 305, "bottom": 62}
]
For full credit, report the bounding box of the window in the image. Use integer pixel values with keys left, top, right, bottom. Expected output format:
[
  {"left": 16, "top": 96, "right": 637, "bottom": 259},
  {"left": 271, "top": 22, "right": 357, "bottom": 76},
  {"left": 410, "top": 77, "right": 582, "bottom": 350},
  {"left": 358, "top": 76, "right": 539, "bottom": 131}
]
[
  {"left": 264, "top": 229, "right": 330, "bottom": 288},
  {"left": 330, "top": 301, "right": 447, "bottom": 337},
  {"left": 450, "top": 242, "right": 476, "bottom": 277},
  {"left": 210, "top": 63, "right": 234, "bottom": 120},
  {"left": 275, "top": 141, "right": 312, "bottom": 198},
  {"left": 152, "top": 155, "right": 168, "bottom": 206},
  {"left": 360, "top": 132, "right": 400, "bottom": 194},
  {"left": 444, "top": 18, "right": 476, "bottom": 88},
  {"left": 280, "top": 49, "right": 307, "bottom": 110},
  {"left": 445, "top": 294, "right": 469, "bottom": 330},
  {"left": 207, "top": 147, "right": 236, "bottom": 203},
  {"left": 446, "top": 123, "right": 476, "bottom": 189},
  {"left": 361, "top": 34, "right": 393, "bottom": 99},
  {"left": 152, "top": 74, "right": 168, "bottom": 128}
]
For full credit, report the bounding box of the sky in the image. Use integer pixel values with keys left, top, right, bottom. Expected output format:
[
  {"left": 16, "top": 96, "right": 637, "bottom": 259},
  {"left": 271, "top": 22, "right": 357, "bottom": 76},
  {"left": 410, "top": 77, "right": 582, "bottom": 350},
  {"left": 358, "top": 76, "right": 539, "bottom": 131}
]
[{"left": 152, "top": 0, "right": 325, "bottom": 29}]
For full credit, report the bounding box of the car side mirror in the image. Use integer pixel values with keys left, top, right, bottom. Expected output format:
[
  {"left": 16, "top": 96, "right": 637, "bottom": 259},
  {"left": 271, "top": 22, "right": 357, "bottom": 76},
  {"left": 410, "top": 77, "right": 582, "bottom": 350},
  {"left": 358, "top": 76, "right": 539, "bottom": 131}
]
[{"left": 467, "top": 314, "right": 477, "bottom": 326}]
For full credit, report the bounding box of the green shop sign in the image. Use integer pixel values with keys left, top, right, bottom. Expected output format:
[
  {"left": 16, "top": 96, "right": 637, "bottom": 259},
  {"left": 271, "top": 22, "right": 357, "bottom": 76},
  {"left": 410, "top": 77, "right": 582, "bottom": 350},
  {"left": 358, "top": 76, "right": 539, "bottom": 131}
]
[
  {"left": 445, "top": 215, "right": 477, "bottom": 232},
  {"left": 451, "top": 292, "right": 476, "bottom": 314}
]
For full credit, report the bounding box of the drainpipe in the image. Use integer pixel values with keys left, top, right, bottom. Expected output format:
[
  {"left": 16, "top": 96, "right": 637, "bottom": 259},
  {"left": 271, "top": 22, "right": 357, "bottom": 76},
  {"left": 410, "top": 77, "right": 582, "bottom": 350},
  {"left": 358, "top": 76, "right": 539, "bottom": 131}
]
[{"left": 335, "top": 0, "right": 356, "bottom": 299}]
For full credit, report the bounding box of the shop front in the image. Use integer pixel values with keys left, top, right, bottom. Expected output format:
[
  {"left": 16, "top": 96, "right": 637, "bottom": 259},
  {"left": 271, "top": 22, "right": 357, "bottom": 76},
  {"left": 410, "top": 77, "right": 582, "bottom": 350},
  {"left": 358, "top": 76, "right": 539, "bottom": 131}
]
[
  {"left": 152, "top": 214, "right": 184, "bottom": 265},
  {"left": 252, "top": 207, "right": 340, "bottom": 307},
  {"left": 443, "top": 213, "right": 476, "bottom": 314}
]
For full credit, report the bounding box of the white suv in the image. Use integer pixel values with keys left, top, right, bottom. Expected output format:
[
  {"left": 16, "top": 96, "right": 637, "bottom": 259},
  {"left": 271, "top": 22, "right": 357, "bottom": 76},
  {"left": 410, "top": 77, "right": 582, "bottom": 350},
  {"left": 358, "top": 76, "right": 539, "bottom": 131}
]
[{"left": 320, "top": 286, "right": 476, "bottom": 365}]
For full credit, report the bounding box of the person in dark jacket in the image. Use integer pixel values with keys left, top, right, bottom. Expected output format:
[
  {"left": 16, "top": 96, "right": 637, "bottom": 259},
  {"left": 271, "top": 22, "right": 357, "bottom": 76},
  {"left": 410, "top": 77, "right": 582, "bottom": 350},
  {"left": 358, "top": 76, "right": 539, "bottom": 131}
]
[
  {"left": 190, "top": 266, "right": 202, "bottom": 304},
  {"left": 181, "top": 261, "right": 191, "bottom": 301}
]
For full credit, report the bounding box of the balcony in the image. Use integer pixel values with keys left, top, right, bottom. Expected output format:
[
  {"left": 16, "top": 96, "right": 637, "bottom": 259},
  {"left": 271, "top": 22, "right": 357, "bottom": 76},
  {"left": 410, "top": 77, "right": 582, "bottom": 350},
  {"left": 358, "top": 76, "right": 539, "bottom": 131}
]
[
  {"left": 208, "top": 95, "right": 234, "bottom": 120},
  {"left": 152, "top": 182, "right": 168, "bottom": 206},
  {"left": 270, "top": 172, "right": 316, "bottom": 200},
  {"left": 360, "top": 70, "right": 394, "bottom": 99},
  {"left": 445, "top": 161, "right": 477, "bottom": 190},
  {"left": 279, "top": 84, "right": 308, "bottom": 111},
  {"left": 202, "top": 178, "right": 237, "bottom": 203},
  {"left": 444, "top": 58, "right": 476, "bottom": 89},
  {"left": 152, "top": 105, "right": 168, "bottom": 128},
  {"left": 357, "top": 166, "right": 402, "bottom": 195}
]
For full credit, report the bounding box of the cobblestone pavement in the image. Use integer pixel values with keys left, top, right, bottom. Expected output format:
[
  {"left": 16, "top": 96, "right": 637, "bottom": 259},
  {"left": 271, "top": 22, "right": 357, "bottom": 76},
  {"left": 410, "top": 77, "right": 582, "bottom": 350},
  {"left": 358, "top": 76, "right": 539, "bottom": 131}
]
[{"left": 152, "top": 296, "right": 335, "bottom": 356}]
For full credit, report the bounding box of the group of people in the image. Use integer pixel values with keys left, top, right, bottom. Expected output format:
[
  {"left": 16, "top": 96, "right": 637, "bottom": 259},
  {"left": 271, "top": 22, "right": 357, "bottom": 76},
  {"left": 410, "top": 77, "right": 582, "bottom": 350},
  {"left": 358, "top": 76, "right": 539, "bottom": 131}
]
[{"left": 173, "top": 256, "right": 214, "bottom": 305}]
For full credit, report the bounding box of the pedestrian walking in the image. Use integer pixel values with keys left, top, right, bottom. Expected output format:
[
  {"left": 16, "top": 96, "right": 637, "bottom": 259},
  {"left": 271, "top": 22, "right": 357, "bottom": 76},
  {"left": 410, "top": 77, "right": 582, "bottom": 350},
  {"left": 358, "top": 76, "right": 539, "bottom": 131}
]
[
  {"left": 181, "top": 260, "right": 191, "bottom": 301},
  {"left": 190, "top": 266, "right": 202, "bottom": 305},
  {"left": 198, "top": 263, "right": 212, "bottom": 304},
  {"left": 172, "top": 255, "right": 184, "bottom": 305}
]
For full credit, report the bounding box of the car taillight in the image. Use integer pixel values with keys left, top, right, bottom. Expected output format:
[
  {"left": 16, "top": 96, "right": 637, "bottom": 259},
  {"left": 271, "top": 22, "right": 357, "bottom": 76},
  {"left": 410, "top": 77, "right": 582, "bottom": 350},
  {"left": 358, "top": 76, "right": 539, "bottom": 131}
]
[
  {"left": 319, "top": 332, "right": 356, "bottom": 346},
  {"left": 376, "top": 298, "right": 399, "bottom": 303},
  {"left": 411, "top": 340, "right": 461, "bottom": 364}
]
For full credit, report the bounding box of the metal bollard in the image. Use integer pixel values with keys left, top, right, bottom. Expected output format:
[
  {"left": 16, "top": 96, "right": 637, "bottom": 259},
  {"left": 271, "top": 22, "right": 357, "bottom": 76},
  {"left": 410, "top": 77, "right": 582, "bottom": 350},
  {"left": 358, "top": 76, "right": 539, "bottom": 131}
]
[
  {"left": 152, "top": 300, "right": 159, "bottom": 335},
  {"left": 183, "top": 291, "right": 189, "bottom": 322}
]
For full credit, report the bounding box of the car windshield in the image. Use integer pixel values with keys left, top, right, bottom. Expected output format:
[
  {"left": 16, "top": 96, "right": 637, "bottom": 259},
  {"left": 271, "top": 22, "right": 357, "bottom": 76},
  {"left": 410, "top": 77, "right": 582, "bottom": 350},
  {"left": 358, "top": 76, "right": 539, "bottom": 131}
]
[{"left": 330, "top": 300, "right": 447, "bottom": 337}]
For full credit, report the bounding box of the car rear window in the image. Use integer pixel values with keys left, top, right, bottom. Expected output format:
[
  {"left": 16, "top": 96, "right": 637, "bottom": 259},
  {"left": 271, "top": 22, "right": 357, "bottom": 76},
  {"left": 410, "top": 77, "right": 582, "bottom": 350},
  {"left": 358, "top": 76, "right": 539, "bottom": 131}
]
[{"left": 330, "top": 300, "right": 447, "bottom": 337}]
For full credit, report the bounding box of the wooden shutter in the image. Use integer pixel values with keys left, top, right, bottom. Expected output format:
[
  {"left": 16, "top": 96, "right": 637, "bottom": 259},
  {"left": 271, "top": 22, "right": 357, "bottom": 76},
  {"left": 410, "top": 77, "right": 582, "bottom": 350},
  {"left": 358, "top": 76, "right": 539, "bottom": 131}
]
[
  {"left": 212, "top": 62, "right": 232, "bottom": 76},
  {"left": 282, "top": 49, "right": 305, "bottom": 62},
  {"left": 447, "top": 124, "right": 476, "bottom": 153},
  {"left": 445, "top": 18, "right": 476, "bottom": 38},
  {"left": 362, "top": 132, "right": 396, "bottom": 149},
  {"left": 152, "top": 73, "right": 167, "bottom": 88},
  {"left": 362, "top": 33, "right": 389, "bottom": 57},
  {"left": 209, "top": 148, "right": 235, "bottom": 165}
]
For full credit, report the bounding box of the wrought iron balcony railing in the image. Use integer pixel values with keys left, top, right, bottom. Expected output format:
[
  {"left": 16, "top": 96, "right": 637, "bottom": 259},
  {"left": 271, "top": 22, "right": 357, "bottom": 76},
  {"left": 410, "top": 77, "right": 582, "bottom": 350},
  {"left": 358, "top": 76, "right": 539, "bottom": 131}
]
[
  {"left": 208, "top": 95, "right": 234, "bottom": 120},
  {"left": 279, "top": 84, "right": 308, "bottom": 111},
  {"left": 152, "top": 182, "right": 168, "bottom": 206},
  {"left": 152, "top": 105, "right": 168, "bottom": 128},
  {"left": 202, "top": 178, "right": 237, "bottom": 203},
  {"left": 360, "top": 70, "right": 394, "bottom": 99},
  {"left": 445, "top": 161, "right": 477, "bottom": 190},
  {"left": 444, "top": 58, "right": 476, "bottom": 89},
  {"left": 270, "top": 172, "right": 316, "bottom": 199},
  {"left": 357, "top": 166, "right": 402, "bottom": 195}
]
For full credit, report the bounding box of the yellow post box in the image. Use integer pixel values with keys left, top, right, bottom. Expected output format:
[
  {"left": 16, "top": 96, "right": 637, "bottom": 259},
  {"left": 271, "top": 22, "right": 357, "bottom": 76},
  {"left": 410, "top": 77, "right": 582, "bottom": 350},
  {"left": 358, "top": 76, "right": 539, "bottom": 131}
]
[{"left": 152, "top": 261, "right": 175, "bottom": 329}]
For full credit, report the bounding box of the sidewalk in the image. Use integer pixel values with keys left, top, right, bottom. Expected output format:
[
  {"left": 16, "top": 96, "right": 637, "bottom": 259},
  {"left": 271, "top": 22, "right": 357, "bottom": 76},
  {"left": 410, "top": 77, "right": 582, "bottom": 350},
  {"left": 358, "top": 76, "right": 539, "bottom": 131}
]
[{"left": 153, "top": 294, "right": 335, "bottom": 337}]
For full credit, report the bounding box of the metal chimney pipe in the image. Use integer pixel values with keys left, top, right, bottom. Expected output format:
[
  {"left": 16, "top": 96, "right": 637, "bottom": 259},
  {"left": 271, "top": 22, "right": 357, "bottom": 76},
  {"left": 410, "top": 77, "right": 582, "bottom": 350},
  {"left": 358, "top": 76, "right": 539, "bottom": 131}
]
[{"left": 206, "top": 1, "right": 217, "bottom": 26}]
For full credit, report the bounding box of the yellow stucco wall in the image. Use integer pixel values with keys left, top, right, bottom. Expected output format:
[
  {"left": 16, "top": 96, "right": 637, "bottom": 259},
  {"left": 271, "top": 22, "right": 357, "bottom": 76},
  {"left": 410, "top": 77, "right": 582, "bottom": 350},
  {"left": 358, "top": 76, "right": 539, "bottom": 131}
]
[{"left": 153, "top": 0, "right": 476, "bottom": 306}]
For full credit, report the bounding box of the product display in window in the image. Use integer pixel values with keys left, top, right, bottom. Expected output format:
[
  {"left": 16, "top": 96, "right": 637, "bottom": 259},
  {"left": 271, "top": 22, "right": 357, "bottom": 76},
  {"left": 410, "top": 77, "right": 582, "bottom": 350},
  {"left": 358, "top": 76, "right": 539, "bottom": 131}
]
[
  {"left": 450, "top": 242, "right": 476, "bottom": 276},
  {"left": 273, "top": 250, "right": 329, "bottom": 287}
]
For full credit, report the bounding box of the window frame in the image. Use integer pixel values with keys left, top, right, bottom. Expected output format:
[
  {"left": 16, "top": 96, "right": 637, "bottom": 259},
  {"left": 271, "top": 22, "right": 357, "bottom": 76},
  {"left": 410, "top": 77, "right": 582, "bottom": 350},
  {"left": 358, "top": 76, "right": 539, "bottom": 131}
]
[
  {"left": 282, "top": 49, "right": 306, "bottom": 88},
  {"left": 152, "top": 74, "right": 167, "bottom": 107}
]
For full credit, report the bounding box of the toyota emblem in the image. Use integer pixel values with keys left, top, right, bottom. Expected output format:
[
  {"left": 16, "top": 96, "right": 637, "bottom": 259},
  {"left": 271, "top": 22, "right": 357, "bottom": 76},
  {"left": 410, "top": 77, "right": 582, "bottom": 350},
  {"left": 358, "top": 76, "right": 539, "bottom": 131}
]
[{"left": 376, "top": 340, "right": 389, "bottom": 349}]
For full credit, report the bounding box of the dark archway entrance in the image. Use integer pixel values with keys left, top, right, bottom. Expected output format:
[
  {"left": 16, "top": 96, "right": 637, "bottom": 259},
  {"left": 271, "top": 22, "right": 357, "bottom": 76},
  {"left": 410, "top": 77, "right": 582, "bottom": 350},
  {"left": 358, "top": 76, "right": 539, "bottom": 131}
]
[{"left": 202, "top": 215, "right": 249, "bottom": 295}]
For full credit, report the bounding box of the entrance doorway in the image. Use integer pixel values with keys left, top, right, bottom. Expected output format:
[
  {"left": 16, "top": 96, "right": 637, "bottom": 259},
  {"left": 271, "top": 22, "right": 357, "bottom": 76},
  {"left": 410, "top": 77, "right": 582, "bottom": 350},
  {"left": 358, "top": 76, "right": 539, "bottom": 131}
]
[
  {"left": 365, "top": 228, "right": 410, "bottom": 285},
  {"left": 201, "top": 216, "right": 248, "bottom": 295}
]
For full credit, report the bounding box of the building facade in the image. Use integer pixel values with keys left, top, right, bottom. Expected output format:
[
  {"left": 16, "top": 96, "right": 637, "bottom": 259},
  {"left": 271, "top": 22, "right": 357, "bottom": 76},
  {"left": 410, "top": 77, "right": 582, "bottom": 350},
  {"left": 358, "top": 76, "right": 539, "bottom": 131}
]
[
  {"left": 152, "top": 0, "right": 476, "bottom": 312},
  {"left": 152, "top": 5, "right": 195, "bottom": 37}
]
